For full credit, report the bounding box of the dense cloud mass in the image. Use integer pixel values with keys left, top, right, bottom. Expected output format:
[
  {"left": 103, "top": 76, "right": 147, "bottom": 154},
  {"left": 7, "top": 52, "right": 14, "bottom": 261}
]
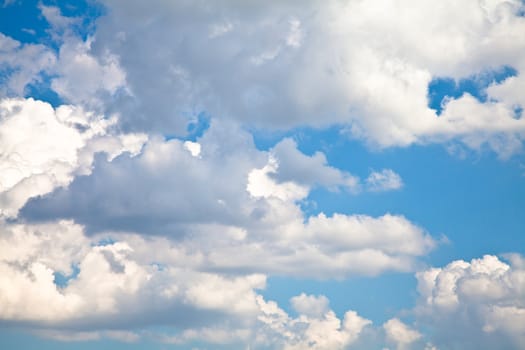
[
  {"left": 1, "top": 0, "right": 525, "bottom": 349},
  {"left": 0, "top": 97, "right": 145, "bottom": 217},
  {"left": 0, "top": 219, "right": 375, "bottom": 349},
  {"left": 86, "top": 0, "right": 525, "bottom": 155},
  {"left": 19, "top": 120, "right": 433, "bottom": 279},
  {"left": 416, "top": 254, "right": 525, "bottom": 349}
]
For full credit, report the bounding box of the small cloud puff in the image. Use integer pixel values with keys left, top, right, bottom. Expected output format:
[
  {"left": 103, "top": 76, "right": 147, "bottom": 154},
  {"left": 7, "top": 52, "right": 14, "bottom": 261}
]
[{"left": 366, "top": 169, "right": 404, "bottom": 192}]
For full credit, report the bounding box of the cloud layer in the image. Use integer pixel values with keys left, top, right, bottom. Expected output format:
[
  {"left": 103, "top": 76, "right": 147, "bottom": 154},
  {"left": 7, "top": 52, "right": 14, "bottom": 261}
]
[{"left": 85, "top": 0, "right": 525, "bottom": 156}]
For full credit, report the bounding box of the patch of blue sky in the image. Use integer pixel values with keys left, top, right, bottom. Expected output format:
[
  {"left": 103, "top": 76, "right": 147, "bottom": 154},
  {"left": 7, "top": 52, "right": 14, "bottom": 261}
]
[
  {"left": 92, "top": 237, "right": 117, "bottom": 247},
  {"left": 514, "top": 105, "right": 523, "bottom": 119},
  {"left": 185, "top": 111, "right": 211, "bottom": 141},
  {"left": 23, "top": 73, "right": 63, "bottom": 107},
  {"left": 0, "top": 0, "right": 49, "bottom": 44},
  {"left": 250, "top": 124, "right": 349, "bottom": 154},
  {"left": 53, "top": 264, "right": 80, "bottom": 288},
  {"left": 0, "top": 0, "right": 104, "bottom": 48},
  {"left": 164, "top": 111, "right": 211, "bottom": 142},
  {"left": 428, "top": 65, "right": 518, "bottom": 114}
]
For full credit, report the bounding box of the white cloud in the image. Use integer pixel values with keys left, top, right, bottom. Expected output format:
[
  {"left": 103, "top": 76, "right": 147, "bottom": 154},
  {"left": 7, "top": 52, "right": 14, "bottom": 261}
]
[
  {"left": 183, "top": 140, "right": 201, "bottom": 157},
  {"left": 0, "top": 33, "right": 56, "bottom": 96},
  {"left": 161, "top": 294, "right": 371, "bottom": 349},
  {"left": 0, "top": 218, "right": 375, "bottom": 349},
  {"left": 269, "top": 138, "right": 360, "bottom": 192},
  {"left": 366, "top": 169, "right": 403, "bottom": 192},
  {"left": 246, "top": 137, "right": 360, "bottom": 201},
  {"left": 79, "top": 0, "right": 525, "bottom": 155},
  {"left": 5, "top": 1, "right": 525, "bottom": 155},
  {"left": 383, "top": 318, "right": 422, "bottom": 350},
  {"left": 0, "top": 5, "right": 128, "bottom": 115},
  {"left": 0, "top": 97, "right": 146, "bottom": 218},
  {"left": 38, "top": 3, "right": 77, "bottom": 35},
  {"left": 4, "top": 2, "right": 525, "bottom": 347},
  {"left": 247, "top": 155, "right": 309, "bottom": 201},
  {"left": 415, "top": 254, "right": 525, "bottom": 349},
  {"left": 21, "top": 121, "right": 434, "bottom": 278},
  {"left": 0, "top": 219, "right": 264, "bottom": 324},
  {"left": 50, "top": 37, "right": 128, "bottom": 107},
  {"left": 256, "top": 295, "right": 371, "bottom": 349},
  {"left": 290, "top": 293, "right": 330, "bottom": 318}
]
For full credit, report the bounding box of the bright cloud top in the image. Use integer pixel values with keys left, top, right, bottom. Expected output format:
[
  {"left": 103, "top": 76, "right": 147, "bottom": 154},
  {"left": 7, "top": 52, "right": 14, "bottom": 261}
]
[
  {"left": 0, "top": 98, "right": 145, "bottom": 217},
  {"left": 415, "top": 255, "right": 525, "bottom": 348}
]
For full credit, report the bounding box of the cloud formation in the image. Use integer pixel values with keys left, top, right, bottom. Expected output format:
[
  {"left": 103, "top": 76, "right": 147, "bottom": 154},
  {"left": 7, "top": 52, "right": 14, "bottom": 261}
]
[
  {"left": 21, "top": 121, "right": 433, "bottom": 278},
  {"left": 81, "top": 0, "right": 525, "bottom": 155},
  {"left": 416, "top": 254, "right": 525, "bottom": 349},
  {"left": 0, "top": 97, "right": 145, "bottom": 217},
  {"left": 1, "top": 1, "right": 524, "bottom": 349},
  {"left": 0, "top": 218, "right": 375, "bottom": 349}
]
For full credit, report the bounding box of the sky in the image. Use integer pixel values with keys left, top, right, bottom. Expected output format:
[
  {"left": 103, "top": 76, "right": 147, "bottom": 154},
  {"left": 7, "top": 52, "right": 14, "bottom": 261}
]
[{"left": 0, "top": 0, "right": 525, "bottom": 349}]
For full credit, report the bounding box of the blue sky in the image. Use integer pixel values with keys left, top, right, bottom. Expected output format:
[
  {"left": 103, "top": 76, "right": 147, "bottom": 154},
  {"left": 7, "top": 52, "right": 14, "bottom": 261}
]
[{"left": 1, "top": 1, "right": 525, "bottom": 349}]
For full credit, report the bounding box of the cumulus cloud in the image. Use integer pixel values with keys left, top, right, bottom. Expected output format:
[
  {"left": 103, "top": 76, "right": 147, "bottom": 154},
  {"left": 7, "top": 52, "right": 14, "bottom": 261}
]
[
  {"left": 256, "top": 296, "right": 371, "bottom": 349},
  {"left": 21, "top": 121, "right": 434, "bottom": 278},
  {"left": 269, "top": 138, "right": 360, "bottom": 192},
  {"left": 0, "top": 219, "right": 265, "bottom": 326},
  {"left": 2, "top": 1, "right": 524, "bottom": 348},
  {"left": 383, "top": 318, "right": 422, "bottom": 350},
  {"left": 0, "top": 107, "right": 432, "bottom": 342},
  {"left": 415, "top": 254, "right": 525, "bottom": 349},
  {"left": 79, "top": 0, "right": 525, "bottom": 155},
  {"left": 0, "top": 218, "right": 374, "bottom": 349},
  {"left": 290, "top": 293, "right": 330, "bottom": 318},
  {"left": 5, "top": 1, "right": 525, "bottom": 154},
  {"left": 50, "top": 37, "right": 127, "bottom": 107},
  {"left": 0, "top": 97, "right": 146, "bottom": 217},
  {"left": 159, "top": 294, "right": 371, "bottom": 349}
]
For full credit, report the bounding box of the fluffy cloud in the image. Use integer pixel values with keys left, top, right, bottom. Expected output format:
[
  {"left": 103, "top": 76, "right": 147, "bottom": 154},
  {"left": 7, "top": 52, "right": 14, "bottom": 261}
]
[
  {"left": 0, "top": 5, "right": 128, "bottom": 112},
  {"left": 0, "top": 97, "right": 146, "bottom": 217},
  {"left": 2, "top": 2, "right": 524, "bottom": 348},
  {"left": 21, "top": 121, "right": 433, "bottom": 278},
  {"left": 0, "top": 218, "right": 373, "bottom": 349},
  {"left": 366, "top": 169, "right": 403, "bottom": 192},
  {"left": 163, "top": 294, "right": 371, "bottom": 349},
  {"left": 257, "top": 296, "right": 371, "bottom": 349},
  {"left": 383, "top": 318, "right": 422, "bottom": 350},
  {"left": 0, "top": 219, "right": 265, "bottom": 326},
  {"left": 290, "top": 293, "right": 330, "bottom": 318},
  {"left": 269, "top": 138, "right": 359, "bottom": 192},
  {"left": 415, "top": 254, "right": 525, "bottom": 349},
  {"left": 50, "top": 37, "right": 127, "bottom": 107},
  {"left": 83, "top": 0, "right": 525, "bottom": 155},
  {"left": 0, "top": 33, "right": 56, "bottom": 96},
  {"left": 5, "top": 1, "right": 525, "bottom": 154}
]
